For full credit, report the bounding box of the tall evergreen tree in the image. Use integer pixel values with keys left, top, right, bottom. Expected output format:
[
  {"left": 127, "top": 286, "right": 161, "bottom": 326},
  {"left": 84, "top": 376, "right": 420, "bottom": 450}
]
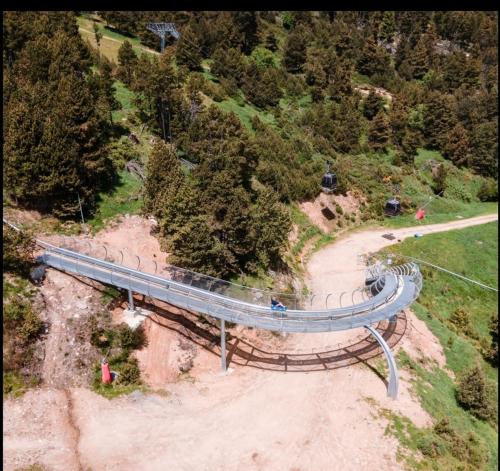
[
  {"left": 443, "top": 123, "right": 471, "bottom": 167},
  {"left": 283, "top": 27, "right": 307, "bottom": 73},
  {"left": 378, "top": 11, "right": 396, "bottom": 43},
  {"left": 3, "top": 16, "right": 113, "bottom": 216},
  {"left": 144, "top": 141, "right": 185, "bottom": 218},
  {"left": 363, "top": 91, "right": 385, "bottom": 120},
  {"left": 368, "top": 110, "right": 391, "bottom": 152},
  {"left": 233, "top": 11, "right": 258, "bottom": 54},
  {"left": 175, "top": 24, "right": 202, "bottom": 71},
  {"left": 117, "top": 40, "right": 137, "bottom": 86},
  {"left": 423, "top": 92, "right": 458, "bottom": 150}
]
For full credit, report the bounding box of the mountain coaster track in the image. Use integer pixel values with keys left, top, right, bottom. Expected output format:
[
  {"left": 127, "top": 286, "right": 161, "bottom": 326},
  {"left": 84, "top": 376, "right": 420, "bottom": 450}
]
[{"left": 3, "top": 218, "right": 423, "bottom": 399}]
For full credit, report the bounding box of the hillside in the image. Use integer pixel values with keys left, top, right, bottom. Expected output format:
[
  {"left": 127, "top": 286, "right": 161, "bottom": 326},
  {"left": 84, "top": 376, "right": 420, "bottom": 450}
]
[{"left": 2, "top": 11, "right": 498, "bottom": 471}]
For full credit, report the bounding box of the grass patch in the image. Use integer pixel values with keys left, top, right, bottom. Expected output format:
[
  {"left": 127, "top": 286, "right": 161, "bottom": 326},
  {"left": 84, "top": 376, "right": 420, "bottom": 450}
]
[
  {"left": 77, "top": 14, "right": 156, "bottom": 62},
  {"left": 384, "top": 201, "right": 497, "bottom": 228},
  {"left": 376, "top": 222, "right": 498, "bottom": 470},
  {"left": 88, "top": 171, "right": 143, "bottom": 232},
  {"left": 3, "top": 371, "right": 39, "bottom": 398},
  {"left": 216, "top": 97, "right": 276, "bottom": 131}
]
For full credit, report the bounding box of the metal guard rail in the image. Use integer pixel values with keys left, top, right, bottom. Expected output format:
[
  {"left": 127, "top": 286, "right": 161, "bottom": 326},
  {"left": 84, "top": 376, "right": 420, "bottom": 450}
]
[{"left": 40, "top": 243, "right": 422, "bottom": 333}]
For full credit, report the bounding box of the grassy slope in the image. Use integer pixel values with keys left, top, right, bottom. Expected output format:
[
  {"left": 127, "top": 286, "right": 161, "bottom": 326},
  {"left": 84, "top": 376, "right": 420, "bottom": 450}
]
[
  {"left": 377, "top": 222, "right": 498, "bottom": 470},
  {"left": 76, "top": 14, "right": 157, "bottom": 62}
]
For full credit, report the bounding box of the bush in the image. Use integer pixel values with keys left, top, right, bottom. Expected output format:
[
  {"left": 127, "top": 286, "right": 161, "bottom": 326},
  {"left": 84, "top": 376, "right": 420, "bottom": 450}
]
[
  {"left": 3, "top": 297, "right": 42, "bottom": 342},
  {"left": 456, "top": 365, "right": 496, "bottom": 422},
  {"left": 477, "top": 178, "right": 498, "bottom": 202},
  {"left": 90, "top": 328, "right": 114, "bottom": 350},
  {"left": 116, "top": 323, "right": 147, "bottom": 351},
  {"left": 485, "top": 313, "right": 498, "bottom": 366},
  {"left": 335, "top": 203, "right": 343, "bottom": 215},
  {"left": 3, "top": 226, "right": 35, "bottom": 277},
  {"left": 449, "top": 308, "right": 478, "bottom": 339},
  {"left": 118, "top": 357, "right": 141, "bottom": 385}
]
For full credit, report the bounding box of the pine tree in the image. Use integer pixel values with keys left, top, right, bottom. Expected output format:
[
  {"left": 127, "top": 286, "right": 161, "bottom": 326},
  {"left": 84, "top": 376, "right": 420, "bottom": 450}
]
[
  {"left": 363, "top": 91, "right": 385, "bottom": 120},
  {"left": 175, "top": 24, "right": 202, "bottom": 71},
  {"left": 408, "top": 35, "right": 430, "bottom": 79},
  {"left": 456, "top": 365, "right": 495, "bottom": 421},
  {"left": 283, "top": 27, "right": 307, "bottom": 73},
  {"left": 378, "top": 11, "right": 396, "bottom": 43},
  {"left": 327, "top": 57, "right": 353, "bottom": 99},
  {"left": 443, "top": 123, "right": 471, "bottom": 167},
  {"left": 144, "top": 141, "right": 185, "bottom": 218},
  {"left": 117, "top": 40, "right": 137, "bottom": 86},
  {"left": 423, "top": 92, "right": 458, "bottom": 150},
  {"left": 357, "top": 36, "right": 391, "bottom": 78},
  {"left": 251, "top": 188, "right": 291, "bottom": 268},
  {"left": 3, "top": 19, "right": 113, "bottom": 216},
  {"left": 234, "top": 11, "right": 258, "bottom": 54},
  {"left": 368, "top": 111, "right": 390, "bottom": 152},
  {"left": 264, "top": 31, "right": 278, "bottom": 52},
  {"left": 401, "top": 127, "right": 421, "bottom": 165},
  {"left": 389, "top": 100, "right": 409, "bottom": 147},
  {"left": 469, "top": 121, "right": 498, "bottom": 178}
]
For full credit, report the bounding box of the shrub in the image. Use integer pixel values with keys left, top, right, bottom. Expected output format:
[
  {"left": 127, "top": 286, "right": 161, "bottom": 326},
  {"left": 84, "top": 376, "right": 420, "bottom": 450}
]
[
  {"left": 90, "top": 329, "right": 114, "bottom": 350},
  {"left": 118, "top": 358, "right": 141, "bottom": 385},
  {"left": 3, "top": 226, "right": 35, "bottom": 277},
  {"left": 485, "top": 313, "right": 498, "bottom": 366},
  {"left": 116, "top": 323, "right": 147, "bottom": 351},
  {"left": 335, "top": 203, "right": 343, "bottom": 215},
  {"left": 3, "top": 297, "right": 42, "bottom": 342},
  {"left": 477, "top": 178, "right": 498, "bottom": 202},
  {"left": 456, "top": 365, "right": 496, "bottom": 422},
  {"left": 449, "top": 308, "right": 478, "bottom": 339}
]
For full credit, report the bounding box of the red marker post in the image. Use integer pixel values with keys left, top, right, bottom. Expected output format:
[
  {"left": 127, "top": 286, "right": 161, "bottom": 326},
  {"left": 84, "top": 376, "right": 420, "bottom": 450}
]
[
  {"left": 415, "top": 209, "right": 425, "bottom": 220},
  {"left": 101, "top": 360, "right": 112, "bottom": 384}
]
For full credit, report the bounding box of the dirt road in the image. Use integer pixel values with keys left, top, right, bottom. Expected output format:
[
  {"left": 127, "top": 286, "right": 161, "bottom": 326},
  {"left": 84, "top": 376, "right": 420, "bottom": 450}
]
[{"left": 3, "top": 213, "right": 497, "bottom": 471}]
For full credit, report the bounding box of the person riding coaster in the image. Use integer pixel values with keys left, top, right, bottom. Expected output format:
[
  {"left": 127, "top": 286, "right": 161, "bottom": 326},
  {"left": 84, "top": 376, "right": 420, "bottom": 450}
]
[{"left": 271, "top": 298, "right": 287, "bottom": 312}]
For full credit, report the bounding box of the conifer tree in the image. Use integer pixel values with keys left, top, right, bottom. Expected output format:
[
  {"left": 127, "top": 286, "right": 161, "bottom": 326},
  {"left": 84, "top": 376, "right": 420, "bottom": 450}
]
[
  {"left": 117, "top": 40, "right": 137, "bottom": 86},
  {"left": 251, "top": 188, "right": 291, "bottom": 269},
  {"left": 264, "top": 31, "right": 278, "bottom": 52},
  {"left": 144, "top": 141, "right": 185, "bottom": 218},
  {"left": 423, "top": 92, "right": 458, "bottom": 150},
  {"left": 283, "top": 27, "right": 307, "bottom": 73},
  {"left": 378, "top": 11, "right": 396, "bottom": 43},
  {"left": 234, "top": 11, "right": 258, "bottom": 54},
  {"left": 175, "top": 24, "right": 202, "bottom": 71},
  {"left": 363, "top": 91, "right": 385, "bottom": 120},
  {"left": 469, "top": 121, "right": 498, "bottom": 178},
  {"left": 443, "top": 123, "right": 471, "bottom": 167},
  {"left": 456, "top": 365, "right": 496, "bottom": 421},
  {"left": 401, "top": 127, "right": 421, "bottom": 165},
  {"left": 4, "top": 18, "right": 113, "bottom": 216},
  {"left": 368, "top": 111, "right": 390, "bottom": 152}
]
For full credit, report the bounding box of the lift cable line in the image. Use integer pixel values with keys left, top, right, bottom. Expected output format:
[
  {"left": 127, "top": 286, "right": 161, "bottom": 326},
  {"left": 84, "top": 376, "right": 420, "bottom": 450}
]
[
  {"left": 3, "top": 218, "right": 423, "bottom": 399},
  {"left": 385, "top": 253, "right": 498, "bottom": 292}
]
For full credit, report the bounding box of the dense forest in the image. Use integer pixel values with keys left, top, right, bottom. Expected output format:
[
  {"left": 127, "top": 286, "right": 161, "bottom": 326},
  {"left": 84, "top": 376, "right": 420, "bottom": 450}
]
[{"left": 3, "top": 11, "right": 498, "bottom": 278}]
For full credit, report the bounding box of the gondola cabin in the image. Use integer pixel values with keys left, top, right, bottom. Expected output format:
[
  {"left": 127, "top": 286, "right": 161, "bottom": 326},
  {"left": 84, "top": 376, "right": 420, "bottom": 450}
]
[
  {"left": 384, "top": 198, "right": 401, "bottom": 217},
  {"left": 321, "top": 169, "right": 337, "bottom": 193}
]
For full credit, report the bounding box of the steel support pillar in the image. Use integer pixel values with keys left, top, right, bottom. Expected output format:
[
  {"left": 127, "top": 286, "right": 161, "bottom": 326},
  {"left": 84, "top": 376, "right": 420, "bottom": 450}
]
[
  {"left": 128, "top": 289, "right": 135, "bottom": 311},
  {"left": 220, "top": 319, "right": 227, "bottom": 372},
  {"left": 365, "top": 325, "right": 399, "bottom": 399}
]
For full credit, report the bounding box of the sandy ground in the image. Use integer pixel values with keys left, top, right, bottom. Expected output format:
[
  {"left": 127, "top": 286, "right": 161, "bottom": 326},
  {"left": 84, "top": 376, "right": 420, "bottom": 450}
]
[{"left": 3, "top": 212, "right": 497, "bottom": 471}]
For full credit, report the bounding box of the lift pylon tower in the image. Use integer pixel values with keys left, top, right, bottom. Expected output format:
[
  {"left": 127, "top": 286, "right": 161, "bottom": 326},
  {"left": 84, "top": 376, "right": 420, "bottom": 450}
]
[{"left": 146, "top": 23, "right": 180, "bottom": 52}]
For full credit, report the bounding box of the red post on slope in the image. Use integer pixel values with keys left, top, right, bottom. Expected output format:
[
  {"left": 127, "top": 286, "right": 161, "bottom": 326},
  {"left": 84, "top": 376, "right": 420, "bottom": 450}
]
[
  {"left": 415, "top": 209, "right": 426, "bottom": 220},
  {"left": 101, "top": 361, "right": 112, "bottom": 384}
]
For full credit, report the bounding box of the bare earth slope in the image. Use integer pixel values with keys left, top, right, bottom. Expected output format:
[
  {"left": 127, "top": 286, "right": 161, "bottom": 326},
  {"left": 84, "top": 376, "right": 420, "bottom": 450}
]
[{"left": 3, "top": 213, "right": 497, "bottom": 471}]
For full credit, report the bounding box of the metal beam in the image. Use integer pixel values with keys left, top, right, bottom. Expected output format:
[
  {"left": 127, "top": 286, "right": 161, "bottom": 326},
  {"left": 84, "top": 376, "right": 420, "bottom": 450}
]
[
  {"left": 365, "top": 324, "right": 399, "bottom": 399},
  {"left": 220, "top": 319, "right": 226, "bottom": 372},
  {"left": 128, "top": 289, "right": 135, "bottom": 311}
]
